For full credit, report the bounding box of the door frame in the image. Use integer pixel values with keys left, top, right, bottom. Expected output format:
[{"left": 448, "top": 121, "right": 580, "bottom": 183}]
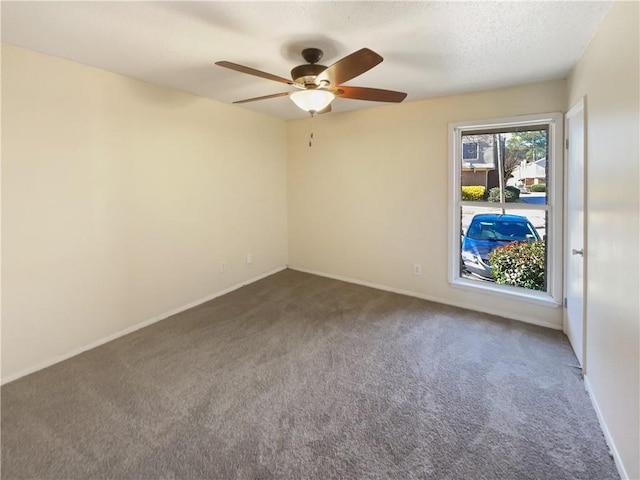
[{"left": 563, "top": 97, "right": 588, "bottom": 371}]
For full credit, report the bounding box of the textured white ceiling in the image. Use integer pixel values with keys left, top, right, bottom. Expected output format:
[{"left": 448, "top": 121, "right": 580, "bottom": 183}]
[{"left": 1, "top": 1, "right": 612, "bottom": 120}]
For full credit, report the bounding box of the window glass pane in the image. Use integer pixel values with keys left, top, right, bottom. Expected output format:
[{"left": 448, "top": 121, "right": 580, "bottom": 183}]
[
  {"left": 460, "top": 134, "right": 494, "bottom": 202},
  {"left": 462, "top": 142, "right": 479, "bottom": 160},
  {"left": 506, "top": 130, "right": 549, "bottom": 205},
  {"left": 460, "top": 205, "right": 548, "bottom": 292},
  {"left": 460, "top": 129, "right": 548, "bottom": 204}
]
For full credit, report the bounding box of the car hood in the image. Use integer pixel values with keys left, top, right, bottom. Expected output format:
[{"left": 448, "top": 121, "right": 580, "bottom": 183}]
[{"left": 462, "top": 238, "right": 511, "bottom": 260}]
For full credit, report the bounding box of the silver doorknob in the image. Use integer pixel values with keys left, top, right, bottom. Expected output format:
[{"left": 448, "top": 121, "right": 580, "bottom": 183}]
[{"left": 571, "top": 248, "right": 584, "bottom": 256}]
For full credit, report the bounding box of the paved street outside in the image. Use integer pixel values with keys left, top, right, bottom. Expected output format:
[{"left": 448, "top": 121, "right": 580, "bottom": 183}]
[{"left": 461, "top": 192, "right": 547, "bottom": 238}]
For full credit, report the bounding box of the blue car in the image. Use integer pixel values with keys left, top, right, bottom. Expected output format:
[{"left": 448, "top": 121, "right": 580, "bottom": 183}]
[{"left": 461, "top": 213, "right": 541, "bottom": 279}]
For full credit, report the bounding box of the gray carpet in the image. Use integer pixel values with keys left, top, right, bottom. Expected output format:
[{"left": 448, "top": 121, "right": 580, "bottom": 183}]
[{"left": 1, "top": 269, "right": 618, "bottom": 480}]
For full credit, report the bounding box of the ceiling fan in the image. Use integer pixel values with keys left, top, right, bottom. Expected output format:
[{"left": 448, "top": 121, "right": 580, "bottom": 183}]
[{"left": 215, "top": 47, "right": 407, "bottom": 115}]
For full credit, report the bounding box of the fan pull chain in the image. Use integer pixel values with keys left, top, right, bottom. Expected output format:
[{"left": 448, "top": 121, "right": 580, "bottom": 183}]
[{"left": 308, "top": 111, "right": 315, "bottom": 147}]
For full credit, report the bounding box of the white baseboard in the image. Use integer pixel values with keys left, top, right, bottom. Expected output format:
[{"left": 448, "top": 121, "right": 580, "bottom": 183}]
[
  {"left": 584, "top": 375, "right": 629, "bottom": 480},
  {"left": 1, "top": 266, "right": 286, "bottom": 386},
  {"left": 2, "top": 265, "right": 560, "bottom": 385},
  {"left": 289, "top": 266, "right": 562, "bottom": 331}
]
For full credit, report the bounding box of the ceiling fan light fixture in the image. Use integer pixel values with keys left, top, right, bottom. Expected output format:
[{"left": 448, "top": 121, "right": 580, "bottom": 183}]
[{"left": 290, "top": 89, "right": 335, "bottom": 113}]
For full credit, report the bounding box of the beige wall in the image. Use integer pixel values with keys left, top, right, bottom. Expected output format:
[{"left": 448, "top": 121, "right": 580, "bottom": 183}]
[
  {"left": 1, "top": 44, "right": 288, "bottom": 379},
  {"left": 288, "top": 79, "right": 566, "bottom": 328},
  {"left": 567, "top": 2, "right": 639, "bottom": 478},
  {"left": 4, "top": 10, "right": 638, "bottom": 474}
]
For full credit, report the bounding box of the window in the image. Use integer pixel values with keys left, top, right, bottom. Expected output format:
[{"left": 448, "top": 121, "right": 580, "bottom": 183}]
[
  {"left": 448, "top": 113, "right": 563, "bottom": 306},
  {"left": 462, "top": 141, "right": 479, "bottom": 160}
]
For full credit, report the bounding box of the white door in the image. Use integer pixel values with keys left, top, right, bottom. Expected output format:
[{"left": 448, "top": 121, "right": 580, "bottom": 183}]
[{"left": 565, "top": 99, "right": 586, "bottom": 367}]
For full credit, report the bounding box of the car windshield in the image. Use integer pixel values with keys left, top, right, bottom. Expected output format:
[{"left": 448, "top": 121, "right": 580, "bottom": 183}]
[{"left": 467, "top": 218, "right": 537, "bottom": 242}]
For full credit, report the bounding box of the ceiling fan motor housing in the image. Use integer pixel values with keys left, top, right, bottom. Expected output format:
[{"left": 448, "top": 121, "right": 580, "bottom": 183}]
[
  {"left": 291, "top": 63, "right": 327, "bottom": 86},
  {"left": 291, "top": 48, "right": 328, "bottom": 86}
]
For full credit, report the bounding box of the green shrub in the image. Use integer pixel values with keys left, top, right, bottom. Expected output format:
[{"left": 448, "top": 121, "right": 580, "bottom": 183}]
[
  {"left": 530, "top": 183, "right": 546, "bottom": 192},
  {"left": 489, "top": 241, "right": 546, "bottom": 291},
  {"left": 487, "top": 186, "right": 518, "bottom": 202},
  {"left": 505, "top": 186, "right": 521, "bottom": 200},
  {"left": 461, "top": 186, "right": 485, "bottom": 201}
]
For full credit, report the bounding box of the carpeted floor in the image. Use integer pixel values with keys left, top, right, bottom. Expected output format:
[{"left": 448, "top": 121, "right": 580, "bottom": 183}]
[{"left": 1, "top": 269, "right": 618, "bottom": 479}]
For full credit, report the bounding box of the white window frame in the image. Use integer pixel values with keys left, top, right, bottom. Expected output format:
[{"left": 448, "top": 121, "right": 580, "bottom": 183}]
[{"left": 448, "top": 112, "right": 564, "bottom": 307}]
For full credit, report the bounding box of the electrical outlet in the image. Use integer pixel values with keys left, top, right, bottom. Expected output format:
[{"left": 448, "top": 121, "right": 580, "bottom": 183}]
[
  {"left": 220, "top": 261, "right": 227, "bottom": 273},
  {"left": 246, "top": 253, "right": 252, "bottom": 265},
  {"left": 413, "top": 263, "right": 422, "bottom": 276}
]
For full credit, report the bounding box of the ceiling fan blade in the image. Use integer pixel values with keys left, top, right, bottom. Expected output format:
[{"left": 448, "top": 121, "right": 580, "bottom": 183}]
[
  {"left": 232, "top": 92, "right": 290, "bottom": 104},
  {"left": 317, "top": 104, "right": 332, "bottom": 114},
  {"left": 335, "top": 86, "right": 407, "bottom": 103},
  {"left": 216, "top": 61, "right": 293, "bottom": 85},
  {"left": 316, "top": 48, "right": 383, "bottom": 86}
]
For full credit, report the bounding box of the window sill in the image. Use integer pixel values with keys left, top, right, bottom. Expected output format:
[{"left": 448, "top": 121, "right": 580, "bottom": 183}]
[{"left": 450, "top": 277, "right": 562, "bottom": 308}]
